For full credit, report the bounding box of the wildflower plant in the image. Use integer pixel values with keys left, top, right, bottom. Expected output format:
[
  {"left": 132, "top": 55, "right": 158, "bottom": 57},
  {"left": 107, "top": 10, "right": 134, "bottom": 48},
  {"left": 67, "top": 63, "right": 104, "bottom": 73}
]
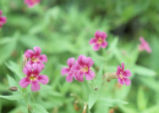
[{"left": 0, "top": 1, "right": 158, "bottom": 113}]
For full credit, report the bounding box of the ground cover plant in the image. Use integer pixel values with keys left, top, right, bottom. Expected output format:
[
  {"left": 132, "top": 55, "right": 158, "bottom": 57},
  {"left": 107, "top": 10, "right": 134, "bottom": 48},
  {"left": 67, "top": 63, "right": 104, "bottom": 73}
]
[{"left": 0, "top": 0, "right": 159, "bottom": 113}]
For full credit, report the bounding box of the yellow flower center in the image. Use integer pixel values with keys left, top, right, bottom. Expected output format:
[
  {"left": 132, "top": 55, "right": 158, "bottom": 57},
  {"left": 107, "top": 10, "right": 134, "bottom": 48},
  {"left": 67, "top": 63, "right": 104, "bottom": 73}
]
[
  {"left": 29, "top": 75, "right": 37, "bottom": 81},
  {"left": 97, "top": 38, "right": 103, "bottom": 44},
  {"left": 81, "top": 66, "right": 89, "bottom": 73},
  {"left": 119, "top": 74, "right": 124, "bottom": 79},
  {"left": 32, "top": 57, "right": 39, "bottom": 62}
]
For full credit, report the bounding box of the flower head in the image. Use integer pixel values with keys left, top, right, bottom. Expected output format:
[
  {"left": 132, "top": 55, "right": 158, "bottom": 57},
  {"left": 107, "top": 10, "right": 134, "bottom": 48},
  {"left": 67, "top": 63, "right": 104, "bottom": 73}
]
[
  {"left": 89, "top": 31, "right": 108, "bottom": 51},
  {"left": 61, "top": 55, "right": 95, "bottom": 82},
  {"left": 74, "top": 55, "right": 95, "bottom": 82},
  {"left": 24, "top": 0, "right": 40, "bottom": 8},
  {"left": 19, "top": 63, "right": 49, "bottom": 92},
  {"left": 24, "top": 46, "right": 47, "bottom": 69},
  {"left": 116, "top": 63, "right": 131, "bottom": 86},
  {"left": 0, "top": 10, "right": 7, "bottom": 28},
  {"left": 139, "top": 37, "right": 152, "bottom": 53},
  {"left": 61, "top": 58, "right": 76, "bottom": 82}
]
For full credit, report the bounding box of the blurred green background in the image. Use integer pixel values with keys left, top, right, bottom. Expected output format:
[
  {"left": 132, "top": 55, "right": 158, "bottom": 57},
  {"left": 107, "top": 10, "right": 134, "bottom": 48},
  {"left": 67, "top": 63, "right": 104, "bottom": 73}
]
[{"left": 0, "top": 0, "right": 159, "bottom": 113}]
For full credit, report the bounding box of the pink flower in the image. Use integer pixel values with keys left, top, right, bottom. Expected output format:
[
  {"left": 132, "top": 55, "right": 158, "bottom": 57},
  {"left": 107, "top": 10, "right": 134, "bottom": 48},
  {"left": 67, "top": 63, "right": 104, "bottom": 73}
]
[
  {"left": 24, "top": 46, "right": 47, "bottom": 69},
  {"left": 24, "top": 0, "right": 40, "bottom": 8},
  {"left": 61, "top": 55, "right": 95, "bottom": 82},
  {"left": 74, "top": 55, "right": 95, "bottom": 82},
  {"left": 61, "top": 58, "right": 76, "bottom": 82},
  {"left": 0, "top": 10, "right": 7, "bottom": 28},
  {"left": 116, "top": 63, "right": 131, "bottom": 86},
  {"left": 89, "top": 30, "right": 108, "bottom": 51},
  {"left": 19, "top": 63, "right": 49, "bottom": 92},
  {"left": 139, "top": 37, "right": 152, "bottom": 53}
]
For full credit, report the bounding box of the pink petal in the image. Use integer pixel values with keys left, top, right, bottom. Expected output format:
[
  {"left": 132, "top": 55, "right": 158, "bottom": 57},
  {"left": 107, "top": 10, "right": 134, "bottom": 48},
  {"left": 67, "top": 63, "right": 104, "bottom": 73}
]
[
  {"left": 77, "top": 55, "right": 86, "bottom": 65},
  {"left": 74, "top": 72, "right": 84, "bottom": 82},
  {"left": 67, "top": 57, "right": 75, "bottom": 67},
  {"left": 24, "top": 49, "right": 34, "bottom": 58},
  {"left": 116, "top": 66, "right": 121, "bottom": 76},
  {"left": 89, "top": 38, "right": 97, "bottom": 44},
  {"left": 121, "top": 63, "right": 125, "bottom": 70},
  {"left": 61, "top": 67, "right": 69, "bottom": 75},
  {"left": 0, "top": 17, "right": 6, "bottom": 23},
  {"left": 66, "top": 74, "right": 73, "bottom": 82},
  {"left": 123, "top": 70, "right": 131, "bottom": 77},
  {"left": 85, "top": 71, "right": 95, "bottom": 80},
  {"left": 93, "top": 44, "right": 100, "bottom": 51},
  {"left": 101, "top": 32, "right": 107, "bottom": 39},
  {"left": 19, "top": 77, "right": 30, "bottom": 88},
  {"left": 23, "top": 63, "right": 32, "bottom": 76},
  {"left": 38, "top": 75, "right": 49, "bottom": 84},
  {"left": 101, "top": 41, "right": 108, "bottom": 48},
  {"left": 118, "top": 78, "right": 124, "bottom": 85},
  {"left": 34, "top": 46, "right": 41, "bottom": 56},
  {"left": 124, "top": 78, "right": 131, "bottom": 86},
  {"left": 95, "top": 31, "right": 101, "bottom": 38},
  {"left": 32, "top": 63, "right": 41, "bottom": 75},
  {"left": 31, "top": 81, "right": 40, "bottom": 92},
  {"left": 85, "top": 57, "right": 94, "bottom": 67},
  {"left": 39, "top": 54, "right": 48, "bottom": 62}
]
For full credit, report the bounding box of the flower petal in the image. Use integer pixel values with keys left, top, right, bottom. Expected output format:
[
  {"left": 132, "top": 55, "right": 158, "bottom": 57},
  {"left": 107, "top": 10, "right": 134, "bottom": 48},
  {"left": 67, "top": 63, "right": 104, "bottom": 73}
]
[
  {"left": 74, "top": 71, "right": 84, "bottom": 82},
  {"left": 116, "top": 66, "right": 121, "bottom": 76},
  {"left": 34, "top": 46, "right": 41, "bottom": 56},
  {"left": 86, "top": 71, "right": 95, "bottom": 80},
  {"left": 61, "top": 67, "right": 69, "bottom": 75},
  {"left": 31, "top": 81, "right": 40, "bottom": 92},
  {"left": 66, "top": 74, "right": 73, "bottom": 82},
  {"left": 95, "top": 31, "right": 101, "bottom": 38},
  {"left": 123, "top": 70, "right": 131, "bottom": 77},
  {"left": 89, "top": 38, "right": 97, "bottom": 44},
  {"left": 124, "top": 78, "right": 131, "bottom": 86},
  {"left": 101, "top": 41, "right": 108, "bottom": 48},
  {"left": 121, "top": 63, "right": 125, "bottom": 70},
  {"left": 67, "top": 57, "right": 75, "bottom": 67},
  {"left": 38, "top": 75, "right": 49, "bottom": 84},
  {"left": 32, "top": 63, "right": 41, "bottom": 75},
  {"left": 24, "top": 49, "right": 34, "bottom": 58},
  {"left": 19, "top": 77, "right": 30, "bottom": 88},
  {"left": 93, "top": 44, "right": 100, "bottom": 51},
  {"left": 39, "top": 54, "right": 48, "bottom": 62},
  {"left": 118, "top": 78, "right": 124, "bottom": 85}
]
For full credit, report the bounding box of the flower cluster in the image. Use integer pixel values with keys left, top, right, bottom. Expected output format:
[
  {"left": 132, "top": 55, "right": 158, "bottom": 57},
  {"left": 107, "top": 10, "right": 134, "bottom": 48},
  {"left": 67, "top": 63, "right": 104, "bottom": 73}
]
[
  {"left": 89, "top": 30, "right": 108, "bottom": 51},
  {"left": 116, "top": 63, "right": 131, "bottom": 86},
  {"left": 139, "top": 37, "right": 152, "bottom": 53},
  {"left": 61, "top": 55, "right": 95, "bottom": 82},
  {"left": 19, "top": 47, "right": 49, "bottom": 92},
  {"left": 24, "top": 0, "right": 40, "bottom": 8},
  {"left": 0, "top": 10, "right": 7, "bottom": 28}
]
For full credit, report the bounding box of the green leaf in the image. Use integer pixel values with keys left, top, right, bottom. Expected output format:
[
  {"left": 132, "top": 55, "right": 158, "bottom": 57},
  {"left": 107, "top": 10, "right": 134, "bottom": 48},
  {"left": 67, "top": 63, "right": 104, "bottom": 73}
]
[
  {"left": 0, "top": 95, "right": 19, "bottom": 101},
  {"left": 137, "top": 87, "right": 148, "bottom": 111},
  {"left": 134, "top": 65, "right": 156, "bottom": 77},
  {"left": 31, "top": 104, "right": 49, "bottom": 113}
]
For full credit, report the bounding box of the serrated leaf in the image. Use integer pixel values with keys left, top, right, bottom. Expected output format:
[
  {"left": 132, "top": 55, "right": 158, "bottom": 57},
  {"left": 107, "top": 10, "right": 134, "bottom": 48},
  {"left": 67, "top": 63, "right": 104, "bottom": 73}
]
[{"left": 134, "top": 65, "right": 156, "bottom": 77}]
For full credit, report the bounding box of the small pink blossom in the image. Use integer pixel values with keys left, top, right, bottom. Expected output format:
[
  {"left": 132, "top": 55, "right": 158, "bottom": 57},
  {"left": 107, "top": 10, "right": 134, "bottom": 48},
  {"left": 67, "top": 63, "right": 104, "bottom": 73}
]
[
  {"left": 61, "top": 55, "right": 95, "bottom": 82},
  {"left": 24, "top": 46, "right": 47, "bottom": 69},
  {"left": 24, "top": 0, "right": 40, "bottom": 8},
  {"left": 89, "top": 30, "right": 108, "bottom": 51},
  {"left": 116, "top": 63, "right": 131, "bottom": 86},
  {"left": 74, "top": 55, "right": 95, "bottom": 82},
  {"left": 0, "top": 10, "right": 7, "bottom": 28},
  {"left": 19, "top": 63, "right": 49, "bottom": 92},
  {"left": 61, "top": 58, "right": 76, "bottom": 82},
  {"left": 139, "top": 37, "right": 152, "bottom": 53}
]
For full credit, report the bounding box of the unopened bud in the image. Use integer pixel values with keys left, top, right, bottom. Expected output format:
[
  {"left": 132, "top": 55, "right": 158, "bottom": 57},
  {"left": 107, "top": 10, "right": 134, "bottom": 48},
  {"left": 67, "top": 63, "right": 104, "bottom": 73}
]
[{"left": 9, "top": 86, "right": 18, "bottom": 91}]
